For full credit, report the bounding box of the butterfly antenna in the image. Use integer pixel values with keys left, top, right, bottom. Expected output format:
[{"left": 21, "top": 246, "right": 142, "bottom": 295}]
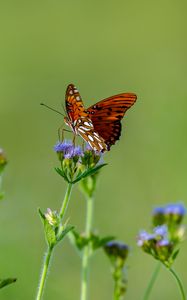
[{"left": 40, "top": 103, "right": 65, "bottom": 117}]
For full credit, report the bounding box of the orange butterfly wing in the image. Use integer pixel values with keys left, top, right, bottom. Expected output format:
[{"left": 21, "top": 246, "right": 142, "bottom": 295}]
[
  {"left": 87, "top": 93, "right": 137, "bottom": 149},
  {"left": 65, "top": 84, "right": 88, "bottom": 122}
]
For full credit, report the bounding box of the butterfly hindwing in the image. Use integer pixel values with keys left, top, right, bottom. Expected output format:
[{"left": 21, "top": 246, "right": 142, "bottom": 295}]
[
  {"left": 75, "top": 117, "right": 108, "bottom": 152},
  {"left": 87, "top": 93, "right": 137, "bottom": 148}
]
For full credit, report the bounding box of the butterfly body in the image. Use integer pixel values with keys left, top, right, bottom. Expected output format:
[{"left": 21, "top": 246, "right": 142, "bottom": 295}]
[{"left": 64, "top": 84, "right": 137, "bottom": 152}]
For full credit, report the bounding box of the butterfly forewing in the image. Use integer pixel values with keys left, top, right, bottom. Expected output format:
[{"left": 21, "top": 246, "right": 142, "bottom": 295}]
[{"left": 65, "top": 84, "right": 88, "bottom": 122}]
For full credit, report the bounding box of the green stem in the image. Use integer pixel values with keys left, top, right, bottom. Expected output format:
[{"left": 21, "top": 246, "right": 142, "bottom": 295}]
[
  {"left": 36, "top": 246, "right": 53, "bottom": 300},
  {"left": 59, "top": 183, "right": 73, "bottom": 219},
  {"left": 36, "top": 183, "right": 73, "bottom": 300},
  {"left": 169, "top": 268, "right": 186, "bottom": 300},
  {"left": 143, "top": 262, "right": 161, "bottom": 300},
  {"left": 80, "top": 196, "right": 94, "bottom": 300}
]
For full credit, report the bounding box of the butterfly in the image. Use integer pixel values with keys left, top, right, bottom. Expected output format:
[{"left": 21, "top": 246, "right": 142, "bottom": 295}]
[{"left": 64, "top": 84, "right": 137, "bottom": 152}]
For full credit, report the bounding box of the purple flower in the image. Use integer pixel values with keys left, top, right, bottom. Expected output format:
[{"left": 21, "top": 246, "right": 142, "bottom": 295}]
[
  {"left": 54, "top": 140, "right": 73, "bottom": 152},
  {"left": 165, "top": 203, "right": 186, "bottom": 216},
  {"left": 154, "top": 225, "right": 168, "bottom": 238},
  {"left": 137, "top": 230, "right": 155, "bottom": 247},
  {"left": 104, "top": 241, "right": 129, "bottom": 260},
  {"left": 153, "top": 206, "right": 165, "bottom": 216},
  {"left": 54, "top": 140, "right": 83, "bottom": 159},
  {"left": 157, "top": 239, "right": 171, "bottom": 247}
]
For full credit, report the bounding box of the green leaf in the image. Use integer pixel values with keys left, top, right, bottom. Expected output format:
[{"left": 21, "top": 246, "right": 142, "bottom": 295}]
[
  {"left": 55, "top": 167, "right": 70, "bottom": 183},
  {"left": 38, "top": 208, "right": 45, "bottom": 223},
  {"left": 44, "top": 220, "right": 56, "bottom": 247},
  {"left": 172, "top": 249, "right": 180, "bottom": 261},
  {"left": 70, "top": 230, "right": 89, "bottom": 250},
  {"left": 72, "top": 164, "right": 107, "bottom": 184},
  {"left": 57, "top": 224, "right": 74, "bottom": 242},
  {"left": 0, "top": 278, "right": 17, "bottom": 289},
  {"left": 94, "top": 236, "right": 115, "bottom": 250},
  {"left": 90, "top": 234, "right": 115, "bottom": 250}
]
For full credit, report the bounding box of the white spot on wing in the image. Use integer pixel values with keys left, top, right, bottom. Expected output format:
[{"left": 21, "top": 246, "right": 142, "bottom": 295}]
[
  {"left": 88, "top": 135, "right": 94, "bottom": 142},
  {"left": 78, "top": 128, "right": 85, "bottom": 134},
  {"left": 69, "top": 90, "right": 73, "bottom": 95},
  {"left": 74, "top": 88, "right": 78, "bottom": 92},
  {"left": 93, "top": 132, "right": 99, "bottom": 138},
  {"left": 94, "top": 135, "right": 102, "bottom": 142},
  {"left": 87, "top": 141, "right": 92, "bottom": 147},
  {"left": 84, "top": 121, "right": 92, "bottom": 127},
  {"left": 76, "top": 96, "right": 80, "bottom": 101},
  {"left": 98, "top": 143, "right": 104, "bottom": 149},
  {"left": 79, "top": 126, "right": 90, "bottom": 131}
]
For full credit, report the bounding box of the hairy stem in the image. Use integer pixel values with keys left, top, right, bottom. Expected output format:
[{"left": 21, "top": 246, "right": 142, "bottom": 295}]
[
  {"left": 36, "top": 247, "right": 53, "bottom": 300},
  {"left": 36, "top": 183, "right": 73, "bottom": 300}
]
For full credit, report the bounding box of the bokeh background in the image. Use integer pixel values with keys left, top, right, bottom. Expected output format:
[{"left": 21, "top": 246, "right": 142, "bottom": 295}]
[{"left": 1, "top": 1, "right": 187, "bottom": 299}]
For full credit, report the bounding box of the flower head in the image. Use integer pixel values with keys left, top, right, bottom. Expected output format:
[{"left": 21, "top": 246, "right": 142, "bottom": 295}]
[
  {"left": 54, "top": 140, "right": 83, "bottom": 160},
  {"left": 153, "top": 203, "right": 186, "bottom": 226},
  {"left": 81, "top": 143, "right": 104, "bottom": 168},
  {"left": 153, "top": 225, "right": 168, "bottom": 238},
  {"left": 165, "top": 203, "right": 186, "bottom": 216},
  {"left": 104, "top": 241, "right": 129, "bottom": 261},
  {"left": 44, "top": 208, "right": 59, "bottom": 227}
]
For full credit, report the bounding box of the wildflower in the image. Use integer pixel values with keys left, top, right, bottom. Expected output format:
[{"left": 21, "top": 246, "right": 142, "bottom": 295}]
[
  {"left": 54, "top": 140, "right": 106, "bottom": 184},
  {"left": 153, "top": 203, "right": 186, "bottom": 226},
  {"left": 138, "top": 202, "right": 186, "bottom": 267},
  {"left": 153, "top": 225, "right": 168, "bottom": 238},
  {"left": 104, "top": 241, "right": 129, "bottom": 262},
  {"left": 81, "top": 143, "right": 103, "bottom": 168},
  {"left": 137, "top": 225, "right": 174, "bottom": 264},
  {"left": 137, "top": 231, "right": 155, "bottom": 247},
  {"left": 104, "top": 241, "right": 129, "bottom": 298},
  {"left": 54, "top": 140, "right": 83, "bottom": 161},
  {"left": 45, "top": 208, "right": 59, "bottom": 227}
]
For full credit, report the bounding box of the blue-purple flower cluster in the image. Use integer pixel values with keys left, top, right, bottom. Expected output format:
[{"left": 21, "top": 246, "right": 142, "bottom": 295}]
[
  {"left": 54, "top": 140, "right": 83, "bottom": 159},
  {"left": 54, "top": 140, "right": 105, "bottom": 184},
  {"left": 137, "top": 203, "right": 186, "bottom": 266},
  {"left": 153, "top": 203, "right": 186, "bottom": 226}
]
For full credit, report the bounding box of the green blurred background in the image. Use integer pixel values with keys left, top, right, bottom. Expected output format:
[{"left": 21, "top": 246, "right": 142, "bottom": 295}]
[{"left": 1, "top": 1, "right": 187, "bottom": 299}]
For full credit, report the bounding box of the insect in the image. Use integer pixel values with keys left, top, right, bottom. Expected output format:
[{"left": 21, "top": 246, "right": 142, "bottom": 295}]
[{"left": 64, "top": 84, "right": 137, "bottom": 152}]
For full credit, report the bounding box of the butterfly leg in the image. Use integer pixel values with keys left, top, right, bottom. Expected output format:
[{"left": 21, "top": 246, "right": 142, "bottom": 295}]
[
  {"left": 72, "top": 134, "right": 76, "bottom": 146},
  {"left": 81, "top": 140, "right": 85, "bottom": 151},
  {"left": 58, "top": 126, "right": 71, "bottom": 142}
]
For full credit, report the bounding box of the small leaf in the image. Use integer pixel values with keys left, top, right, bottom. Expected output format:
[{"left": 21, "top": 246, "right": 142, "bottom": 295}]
[
  {"left": 95, "top": 236, "right": 116, "bottom": 250},
  {"left": 55, "top": 167, "right": 70, "bottom": 183},
  {"left": 70, "top": 230, "right": 89, "bottom": 250},
  {"left": 0, "top": 278, "right": 17, "bottom": 289},
  {"left": 172, "top": 249, "right": 180, "bottom": 261},
  {"left": 44, "top": 220, "right": 56, "bottom": 247},
  {"left": 57, "top": 224, "right": 74, "bottom": 242},
  {"left": 72, "top": 164, "right": 107, "bottom": 184},
  {"left": 38, "top": 208, "right": 45, "bottom": 222}
]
